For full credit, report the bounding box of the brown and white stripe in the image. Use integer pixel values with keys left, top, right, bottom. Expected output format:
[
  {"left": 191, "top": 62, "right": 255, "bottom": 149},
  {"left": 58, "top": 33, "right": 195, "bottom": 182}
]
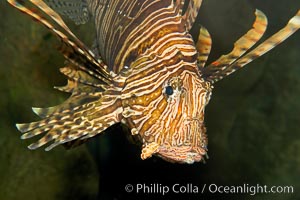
[{"left": 8, "top": 0, "right": 300, "bottom": 163}]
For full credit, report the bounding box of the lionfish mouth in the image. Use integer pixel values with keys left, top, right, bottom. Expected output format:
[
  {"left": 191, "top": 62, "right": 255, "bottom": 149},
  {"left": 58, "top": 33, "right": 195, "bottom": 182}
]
[
  {"left": 156, "top": 117, "right": 208, "bottom": 164},
  {"left": 157, "top": 145, "right": 207, "bottom": 164}
]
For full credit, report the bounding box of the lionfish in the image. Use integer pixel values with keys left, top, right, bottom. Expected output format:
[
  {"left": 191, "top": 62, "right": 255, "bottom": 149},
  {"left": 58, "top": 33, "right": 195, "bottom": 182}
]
[{"left": 9, "top": 0, "right": 300, "bottom": 164}]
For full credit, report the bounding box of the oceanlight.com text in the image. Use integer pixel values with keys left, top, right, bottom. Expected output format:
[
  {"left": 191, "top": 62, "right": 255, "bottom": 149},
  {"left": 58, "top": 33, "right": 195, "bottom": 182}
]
[{"left": 124, "top": 183, "right": 294, "bottom": 196}]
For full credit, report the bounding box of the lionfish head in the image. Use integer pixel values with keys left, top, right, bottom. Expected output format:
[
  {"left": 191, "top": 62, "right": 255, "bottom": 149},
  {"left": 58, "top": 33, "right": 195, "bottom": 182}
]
[{"left": 121, "top": 62, "right": 212, "bottom": 164}]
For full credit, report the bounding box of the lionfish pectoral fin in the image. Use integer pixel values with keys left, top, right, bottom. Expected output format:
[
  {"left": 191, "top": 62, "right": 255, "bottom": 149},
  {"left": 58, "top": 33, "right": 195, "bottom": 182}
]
[
  {"left": 62, "top": 138, "right": 90, "bottom": 150},
  {"left": 44, "top": 0, "right": 89, "bottom": 25},
  {"left": 141, "top": 142, "right": 160, "bottom": 160},
  {"left": 16, "top": 88, "right": 123, "bottom": 151},
  {"left": 8, "top": 0, "right": 125, "bottom": 150},
  {"left": 32, "top": 106, "right": 57, "bottom": 118},
  {"left": 202, "top": 9, "right": 268, "bottom": 82},
  {"left": 196, "top": 26, "right": 212, "bottom": 68},
  {"left": 17, "top": 65, "right": 122, "bottom": 150},
  {"left": 205, "top": 9, "right": 300, "bottom": 83}
]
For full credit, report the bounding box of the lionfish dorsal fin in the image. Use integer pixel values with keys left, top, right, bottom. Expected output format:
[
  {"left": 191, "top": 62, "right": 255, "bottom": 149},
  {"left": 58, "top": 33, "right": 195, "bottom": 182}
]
[
  {"left": 31, "top": 0, "right": 83, "bottom": 45},
  {"left": 8, "top": 0, "right": 112, "bottom": 85},
  {"left": 45, "top": 0, "right": 89, "bottom": 25},
  {"left": 196, "top": 26, "right": 212, "bottom": 68},
  {"left": 182, "top": 0, "right": 203, "bottom": 31},
  {"left": 203, "top": 9, "right": 300, "bottom": 83},
  {"left": 201, "top": 9, "right": 267, "bottom": 82}
]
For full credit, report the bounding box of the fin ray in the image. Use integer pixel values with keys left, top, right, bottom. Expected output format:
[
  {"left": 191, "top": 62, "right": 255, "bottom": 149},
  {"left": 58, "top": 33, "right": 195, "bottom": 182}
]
[
  {"left": 182, "top": 0, "right": 203, "bottom": 31},
  {"left": 16, "top": 90, "right": 123, "bottom": 150},
  {"left": 7, "top": 0, "right": 112, "bottom": 85},
  {"left": 196, "top": 26, "right": 212, "bottom": 68},
  {"left": 206, "top": 9, "right": 300, "bottom": 83},
  {"left": 203, "top": 9, "right": 268, "bottom": 81},
  {"left": 45, "top": 0, "right": 89, "bottom": 25}
]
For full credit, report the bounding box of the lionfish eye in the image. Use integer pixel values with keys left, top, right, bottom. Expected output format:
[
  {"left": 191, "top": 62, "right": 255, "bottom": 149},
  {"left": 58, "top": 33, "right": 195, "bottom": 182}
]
[{"left": 165, "top": 86, "right": 174, "bottom": 96}]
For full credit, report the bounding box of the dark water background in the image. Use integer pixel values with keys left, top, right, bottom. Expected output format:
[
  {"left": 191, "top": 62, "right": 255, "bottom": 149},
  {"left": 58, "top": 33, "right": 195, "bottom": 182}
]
[{"left": 1, "top": 0, "right": 300, "bottom": 199}]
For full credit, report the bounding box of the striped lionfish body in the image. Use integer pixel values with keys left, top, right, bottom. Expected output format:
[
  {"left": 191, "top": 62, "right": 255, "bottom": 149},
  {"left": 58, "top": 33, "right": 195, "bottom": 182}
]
[{"left": 9, "top": 0, "right": 300, "bottom": 164}]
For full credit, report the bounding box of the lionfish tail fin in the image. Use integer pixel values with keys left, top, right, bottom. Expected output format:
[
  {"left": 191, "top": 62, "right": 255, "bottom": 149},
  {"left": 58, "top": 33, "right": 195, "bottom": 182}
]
[{"left": 204, "top": 9, "right": 300, "bottom": 83}]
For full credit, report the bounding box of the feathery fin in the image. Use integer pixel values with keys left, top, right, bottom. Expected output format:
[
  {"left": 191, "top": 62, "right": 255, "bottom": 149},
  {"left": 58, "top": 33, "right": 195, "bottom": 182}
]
[
  {"left": 45, "top": 0, "right": 89, "bottom": 25},
  {"left": 205, "top": 9, "right": 300, "bottom": 83},
  {"left": 7, "top": 0, "right": 112, "bottom": 85},
  {"left": 182, "top": 0, "right": 203, "bottom": 31},
  {"left": 196, "top": 26, "right": 212, "bottom": 68},
  {"left": 63, "top": 138, "right": 90, "bottom": 149},
  {"left": 219, "top": 10, "right": 300, "bottom": 80},
  {"left": 32, "top": 106, "right": 57, "bottom": 118},
  {"left": 17, "top": 92, "right": 123, "bottom": 151},
  {"left": 59, "top": 66, "right": 108, "bottom": 90},
  {"left": 210, "top": 10, "right": 267, "bottom": 67},
  {"left": 8, "top": 0, "right": 124, "bottom": 150},
  {"left": 203, "top": 9, "right": 268, "bottom": 81},
  {"left": 28, "top": 133, "right": 57, "bottom": 149}
]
